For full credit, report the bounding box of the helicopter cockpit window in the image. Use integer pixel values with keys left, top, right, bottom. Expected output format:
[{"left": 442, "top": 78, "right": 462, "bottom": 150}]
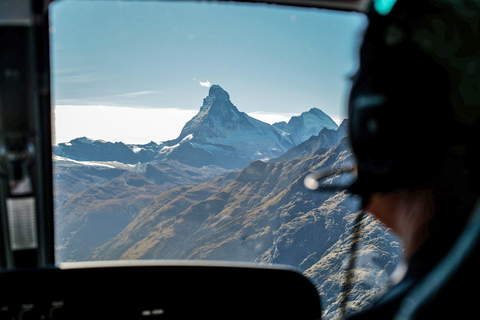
[{"left": 50, "top": 1, "right": 399, "bottom": 318}]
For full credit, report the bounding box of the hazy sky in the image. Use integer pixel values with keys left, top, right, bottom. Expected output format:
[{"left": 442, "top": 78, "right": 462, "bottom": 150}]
[{"left": 50, "top": 1, "right": 366, "bottom": 144}]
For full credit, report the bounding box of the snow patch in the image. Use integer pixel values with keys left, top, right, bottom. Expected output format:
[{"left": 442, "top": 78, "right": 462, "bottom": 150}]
[
  {"left": 53, "top": 155, "right": 115, "bottom": 168},
  {"left": 160, "top": 144, "right": 180, "bottom": 153},
  {"left": 181, "top": 134, "right": 194, "bottom": 142},
  {"left": 161, "top": 134, "right": 194, "bottom": 154},
  {"left": 53, "top": 155, "right": 136, "bottom": 169},
  {"left": 131, "top": 146, "right": 143, "bottom": 153}
]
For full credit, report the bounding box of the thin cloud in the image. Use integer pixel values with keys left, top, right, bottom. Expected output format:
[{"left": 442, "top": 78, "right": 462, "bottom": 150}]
[
  {"left": 54, "top": 66, "right": 92, "bottom": 75},
  {"left": 55, "top": 72, "right": 113, "bottom": 84},
  {"left": 111, "top": 91, "right": 161, "bottom": 98},
  {"left": 54, "top": 91, "right": 161, "bottom": 106},
  {"left": 193, "top": 78, "right": 212, "bottom": 88},
  {"left": 199, "top": 80, "right": 211, "bottom": 88}
]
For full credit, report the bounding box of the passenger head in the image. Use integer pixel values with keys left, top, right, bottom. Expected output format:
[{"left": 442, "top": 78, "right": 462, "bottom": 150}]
[{"left": 348, "top": 0, "right": 480, "bottom": 249}]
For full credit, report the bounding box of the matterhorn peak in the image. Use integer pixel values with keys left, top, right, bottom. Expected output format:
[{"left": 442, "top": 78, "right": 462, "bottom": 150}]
[
  {"left": 208, "top": 85, "right": 230, "bottom": 101},
  {"left": 200, "top": 85, "right": 238, "bottom": 116},
  {"left": 165, "top": 84, "right": 295, "bottom": 167}
]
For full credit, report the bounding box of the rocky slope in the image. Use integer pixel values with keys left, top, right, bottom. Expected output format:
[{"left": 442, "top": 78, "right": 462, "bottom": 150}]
[
  {"left": 271, "top": 119, "right": 348, "bottom": 163},
  {"left": 90, "top": 130, "right": 401, "bottom": 319},
  {"left": 55, "top": 172, "right": 165, "bottom": 261},
  {"left": 54, "top": 159, "right": 229, "bottom": 262}
]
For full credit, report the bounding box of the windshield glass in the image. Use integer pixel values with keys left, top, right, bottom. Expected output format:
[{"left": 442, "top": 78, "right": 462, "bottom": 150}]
[{"left": 50, "top": 1, "right": 399, "bottom": 318}]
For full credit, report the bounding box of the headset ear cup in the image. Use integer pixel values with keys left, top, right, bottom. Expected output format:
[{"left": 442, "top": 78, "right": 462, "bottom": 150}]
[
  {"left": 348, "top": 9, "right": 454, "bottom": 196},
  {"left": 348, "top": 65, "right": 396, "bottom": 194}
]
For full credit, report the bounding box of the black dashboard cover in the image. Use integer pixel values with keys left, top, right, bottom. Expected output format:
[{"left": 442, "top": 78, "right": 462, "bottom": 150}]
[{"left": 0, "top": 262, "right": 322, "bottom": 319}]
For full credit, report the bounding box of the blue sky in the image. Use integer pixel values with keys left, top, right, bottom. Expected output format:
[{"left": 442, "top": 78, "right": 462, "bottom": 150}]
[{"left": 50, "top": 1, "right": 366, "bottom": 144}]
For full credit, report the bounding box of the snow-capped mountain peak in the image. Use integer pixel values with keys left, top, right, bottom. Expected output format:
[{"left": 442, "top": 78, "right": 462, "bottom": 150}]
[
  {"left": 273, "top": 107, "right": 338, "bottom": 145},
  {"left": 207, "top": 84, "right": 230, "bottom": 101},
  {"left": 200, "top": 85, "right": 242, "bottom": 122},
  {"left": 161, "top": 85, "right": 296, "bottom": 168}
]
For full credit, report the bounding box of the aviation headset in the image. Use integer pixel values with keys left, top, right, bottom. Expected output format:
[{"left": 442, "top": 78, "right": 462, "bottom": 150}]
[{"left": 348, "top": 0, "right": 480, "bottom": 206}]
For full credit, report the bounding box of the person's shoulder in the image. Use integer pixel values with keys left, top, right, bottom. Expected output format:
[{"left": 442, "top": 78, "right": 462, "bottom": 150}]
[{"left": 349, "top": 205, "right": 480, "bottom": 320}]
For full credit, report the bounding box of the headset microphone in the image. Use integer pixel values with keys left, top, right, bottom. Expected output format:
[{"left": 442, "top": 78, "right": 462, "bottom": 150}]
[
  {"left": 304, "top": 162, "right": 364, "bottom": 318},
  {"left": 304, "top": 164, "right": 357, "bottom": 192}
]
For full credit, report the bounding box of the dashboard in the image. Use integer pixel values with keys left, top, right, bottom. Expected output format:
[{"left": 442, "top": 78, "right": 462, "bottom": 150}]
[{"left": 0, "top": 261, "right": 322, "bottom": 320}]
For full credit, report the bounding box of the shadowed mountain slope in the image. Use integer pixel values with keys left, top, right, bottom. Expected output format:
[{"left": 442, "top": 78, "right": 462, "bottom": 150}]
[{"left": 91, "top": 135, "right": 401, "bottom": 318}]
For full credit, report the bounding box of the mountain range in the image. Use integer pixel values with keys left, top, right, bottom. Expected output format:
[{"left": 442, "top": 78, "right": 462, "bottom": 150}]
[
  {"left": 88, "top": 128, "right": 400, "bottom": 318},
  {"left": 53, "top": 85, "right": 400, "bottom": 319},
  {"left": 54, "top": 85, "right": 338, "bottom": 169}
]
